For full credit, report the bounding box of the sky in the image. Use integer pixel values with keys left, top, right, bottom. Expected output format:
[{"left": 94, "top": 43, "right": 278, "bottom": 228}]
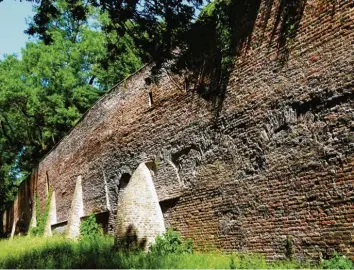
[{"left": 0, "top": 0, "right": 35, "bottom": 57}]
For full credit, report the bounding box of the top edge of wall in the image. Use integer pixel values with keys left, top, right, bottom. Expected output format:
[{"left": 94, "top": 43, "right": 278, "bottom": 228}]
[{"left": 36, "top": 63, "right": 151, "bottom": 166}]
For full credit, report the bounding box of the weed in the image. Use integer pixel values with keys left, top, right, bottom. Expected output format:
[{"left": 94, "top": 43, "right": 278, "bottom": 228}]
[
  {"left": 149, "top": 228, "right": 193, "bottom": 256},
  {"left": 230, "top": 254, "right": 236, "bottom": 269},
  {"left": 79, "top": 213, "right": 101, "bottom": 240},
  {"left": 322, "top": 252, "right": 353, "bottom": 269}
]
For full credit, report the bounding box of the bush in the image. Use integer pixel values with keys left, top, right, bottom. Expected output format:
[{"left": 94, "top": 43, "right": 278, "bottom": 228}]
[
  {"left": 149, "top": 228, "right": 194, "bottom": 256},
  {"left": 323, "top": 252, "right": 354, "bottom": 269},
  {"left": 79, "top": 214, "right": 101, "bottom": 239}
]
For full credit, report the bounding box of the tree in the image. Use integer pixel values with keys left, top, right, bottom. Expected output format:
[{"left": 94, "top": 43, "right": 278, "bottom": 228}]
[
  {"left": 24, "top": 0, "right": 205, "bottom": 73},
  {"left": 0, "top": 0, "right": 142, "bottom": 230},
  {"left": 0, "top": 0, "right": 210, "bottom": 225}
]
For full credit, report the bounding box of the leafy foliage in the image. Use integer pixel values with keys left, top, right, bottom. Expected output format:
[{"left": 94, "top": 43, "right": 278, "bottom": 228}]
[
  {"left": 322, "top": 252, "right": 354, "bottom": 269},
  {"left": 29, "top": 191, "right": 52, "bottom": 236},
  {"left": 229, "top": 253, "right": 267, "bottom": 269},
  {"left": 25, "top": 0, "right": 205, "bottom": 73},
  {"left": 79, "top": 213, "right": 101, "bottom": 239},
  {"left": 0, "top": 0, "right": 142, "bottom": 219},
  {"left": 149, "top": 228, "right": 194, "bottom": 256},
  {"left": 230, "top": 254, "right": 237, "bottom": 269},
  {"left": 285, "top": 235, "right": 294, "bottom": 260}
]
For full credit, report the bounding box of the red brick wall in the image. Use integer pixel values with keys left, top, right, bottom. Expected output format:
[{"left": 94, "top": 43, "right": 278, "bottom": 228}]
[
  {"left": 5, "top": 169, "right": 37, "bottom": 236},
  {"left": 7, "top": 0, "right": 354, "bottom": 261}
]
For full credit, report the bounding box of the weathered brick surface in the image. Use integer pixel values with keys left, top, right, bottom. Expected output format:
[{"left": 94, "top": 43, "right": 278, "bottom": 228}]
[
  {"left": 4, "top": 170, "right": 37, "bottom": 236},
  {"left": 6, "top": 0, "right": 354, "bottom": 261}
]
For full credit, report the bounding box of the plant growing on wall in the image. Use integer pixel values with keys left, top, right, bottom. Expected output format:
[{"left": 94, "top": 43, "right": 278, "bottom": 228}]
[
  {"left": 149, "top": 228, "right": 194, "bottom": 256},
  {"left": 172, "top": 0, "right": 263, "bottom": 118},
  {"left": 29, "top": 190, "right": 52, "bottom": 236},
  {"left": 285, "top": 235, "right": 294, "bottom": 260},
  {"left": 322, "top": 252, "right": 354, "bottom": 269},
  {"left": 79, "top": 213, "right": 101, "bottom": 239}
]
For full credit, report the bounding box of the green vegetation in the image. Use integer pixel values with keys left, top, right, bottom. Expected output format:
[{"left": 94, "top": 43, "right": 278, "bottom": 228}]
[
  {"left": 0, "top": 235, "right": 115, "bottom": 269},
  {"left": 0, "top": 228, "right": 351, "bottom": 269},
  {"left": 322, "top": 252, "right": 354, "bottom": 269},
  {"left": 150, "top": 228, "right": 193, "bottom": 256},
  {"left": 29, "top": 191, "right": 53, "bottom": 236},
  {"left": 23, "top": 0, "right": 205, "bottom": 70},
  {"left": 0, "top": 235, "right": 304, "bottom": 269},
  {"left": 79, "top": 213, "right": 101, "bottom": 239},
  {"left": 0, "top": 0, "right": 142, "bottom": 230}
]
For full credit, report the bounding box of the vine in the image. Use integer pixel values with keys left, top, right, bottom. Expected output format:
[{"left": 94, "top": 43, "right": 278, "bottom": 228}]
[
  {"left": 79, "top": 213, "right": 101, "bottom": 239},
  {"left": 29, "top": 189, "right": 53, "bottom": 236},
  {"left": 285, "top": 235, "right": 294, "bottom": 260}
]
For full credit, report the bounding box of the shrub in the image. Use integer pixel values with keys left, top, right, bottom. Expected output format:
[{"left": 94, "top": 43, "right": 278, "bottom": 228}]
[
  {"left": 79, "top": 214, "right": 101, "bottom": 239},
  {"left": 323, "top": 252, "right": 354, "bottom": 269},
  {"left": 149, "top": 228, "right": 194, "bottom": 256}
]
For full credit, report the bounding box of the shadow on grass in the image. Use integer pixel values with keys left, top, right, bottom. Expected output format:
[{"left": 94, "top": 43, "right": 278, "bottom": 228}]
[{"left": 114, "top": 224, "right": 147, "bottom": 251}]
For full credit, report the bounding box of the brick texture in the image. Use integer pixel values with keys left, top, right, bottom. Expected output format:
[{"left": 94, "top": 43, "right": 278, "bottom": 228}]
[
  {"left": 6, "top": 0, "right": 354, "bottom": 261},
  {"left": 116, "top": 163, "right": 166, "bottom": 250}
]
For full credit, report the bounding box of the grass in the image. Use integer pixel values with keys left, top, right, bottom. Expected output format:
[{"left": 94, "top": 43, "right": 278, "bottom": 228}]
[
  {"left": 0, "top": 235, "right": 350, "bottom": 269},
  {"left": 0, "top": 236, "right": 230, "bottom": 269}
]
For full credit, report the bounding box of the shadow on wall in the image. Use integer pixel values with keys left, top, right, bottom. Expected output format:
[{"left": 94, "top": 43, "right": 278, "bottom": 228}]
[
  {"left": 172, "top": 0, "right": 313, "bottom": 119},
  {"left": 160, "top": 197, "right": 180, "bottom": 214},
  {"left": 269, "top": 0, "right": 307, "bottom": 65},
  {"left": 118, "top": 173, "right": 131, "bottom": 195},
  {"left": 114, "top": 224, "right": 147, "bottom": 251}
]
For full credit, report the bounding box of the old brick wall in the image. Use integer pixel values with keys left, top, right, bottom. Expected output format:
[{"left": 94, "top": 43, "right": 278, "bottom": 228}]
[
  {"left": 4, "top": 170, "right": 37, "bottom": 236},
  {"left": 160, "top": 0, "right": 354, "bottom": 260},
  {"left": 6, "top": 0, "right": 354, "bottom": 261},
  {"left": 31, "top": 65, "right": 209, "bottom": 235}
]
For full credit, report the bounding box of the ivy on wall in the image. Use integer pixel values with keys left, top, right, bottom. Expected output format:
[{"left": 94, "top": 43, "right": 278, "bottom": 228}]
[{"left": 29, "top": 190, "right": 53, "bottom": 236}]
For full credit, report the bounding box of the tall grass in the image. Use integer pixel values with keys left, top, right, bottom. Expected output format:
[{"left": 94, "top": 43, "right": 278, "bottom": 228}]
[
  {"left": 0, "top": 235, "right": 348, "bottom": 269},
  {"left": 0, "top": 236, "right": 231, "bottom": 269}
]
